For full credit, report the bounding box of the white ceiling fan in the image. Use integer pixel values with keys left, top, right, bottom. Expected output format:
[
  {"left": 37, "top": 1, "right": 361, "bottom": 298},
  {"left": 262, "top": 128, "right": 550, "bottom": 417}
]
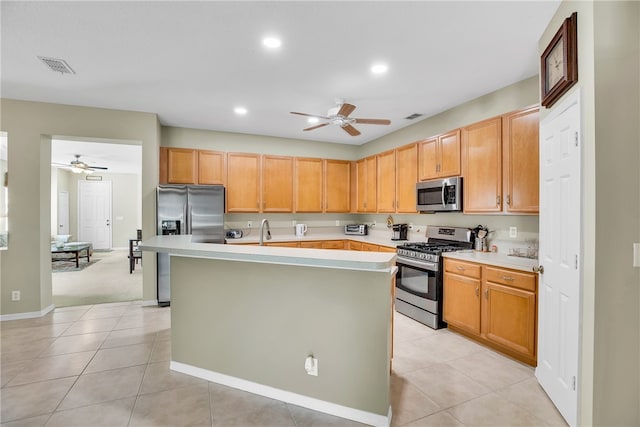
[
  {"left": 52, "top": 154, "right": 108, "bottom": 174},
  {"left": 290, "top": 101, "right": 391, "bottom": 136}
]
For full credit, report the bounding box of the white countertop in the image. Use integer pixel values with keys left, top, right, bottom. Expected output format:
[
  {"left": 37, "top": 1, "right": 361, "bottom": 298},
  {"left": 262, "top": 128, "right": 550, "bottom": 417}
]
[
  {"left": 140, "top": 235, "right": 396, "bottom": 272},
  {"left": 443, "top": 250, "right": 538, "bottom": 272},
  {"left": 225, "top": 232, "right": 410, "bottom": 248}
]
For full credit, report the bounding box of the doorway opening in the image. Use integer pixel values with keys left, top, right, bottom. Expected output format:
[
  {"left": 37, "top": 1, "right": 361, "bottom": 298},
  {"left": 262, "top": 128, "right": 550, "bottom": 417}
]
[{"left": 50, "top": 137, "right": 143, "bottom": 307}]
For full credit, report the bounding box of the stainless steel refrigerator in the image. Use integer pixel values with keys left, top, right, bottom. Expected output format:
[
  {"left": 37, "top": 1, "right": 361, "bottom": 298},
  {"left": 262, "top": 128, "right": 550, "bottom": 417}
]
[{"left": 156, "top": 185, "right": 225, "bottom": 306}]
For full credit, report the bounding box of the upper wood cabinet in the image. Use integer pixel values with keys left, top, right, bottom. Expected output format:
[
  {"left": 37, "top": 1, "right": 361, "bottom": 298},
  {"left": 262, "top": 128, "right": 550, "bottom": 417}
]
[
  {"left": 356, "top": 156, "right": 377, "bottom": 212},
  {"left": 294, "top": 158, "right": 323, "bottom": 213},
  {"left": 395, "top": 143, "right": 418, "bottom": 213},
  {"left": 324, "top": 159, "right": 351, "bottom": 213},
  {"left": 462, "top": 117, "right": 503, "bottom": 213},
  {"left": 198, "top": 150, "right": 226, "bottom": 185},
  {"left": 262, "top": 155, "right": 293, "bottom": 213},
  {"left": 376, "top": 150, "right": 396, "bottom": 213},
  {"left": 160, "top": 147, "right": 225, "bottom": 185},
  {"left": 167, "top": 148, "right": 197, "bottom": 184},
  {"left": 226, "top": 153, "right": 260, "bottom": 212},
  {"left": 462, "top": 106, "right": 540, "bottom": 214},
  {"left": 502, "top": 106, "right": 540, "bottom": 213},
  {"left": 419, "top": 129, "right": 461, "bottom": 180}
]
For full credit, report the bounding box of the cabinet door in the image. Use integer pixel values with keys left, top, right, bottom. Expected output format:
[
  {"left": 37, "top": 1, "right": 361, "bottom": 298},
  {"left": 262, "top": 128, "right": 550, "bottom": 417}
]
[
  {"left": 418, "top": 138, "right": 438, "bottom": 181},
  {"left": 198, "top": 150, "right": 226, "bottom": 185},
  {"left": 324, "top": 160, "right": 351, "bottom": 213},
  {"left": 395, "top": 143, "right": 417, "bottom": 213},
  {"left": 167, "top": 148, "right": 197, "bottom": 184},
  {"left": 227, "top": 153, "right": 260, "bottom": 212},
  {"left": 266, "top": 242, "right": 299, "bottom": 248},
  {"left": 377, "top": 150, "right": 396, "bottom": 213},
  {"left": 482, "top": 281, "right": 536, "bottom": 361},
  {"left": 378, "top": 245, "right": 397, "bottom": 253},
  {"left": 159, "top": 147, "right": 168, "bottom": 184},
  {"left": 365, "top": 156, "right": 377, "bottom": 212},
  {"left": 295, "top": 158, "right": 323, "bottom": 212},
  {"left": 503, "top": 107, "right": 539, "bottom": 214},
  {"left": 443, "top": 273, "right": 481, "bottom": 335},
  {"left": 262, "top": 156, "right": 293, "bottom": 212},
  {"left": 356, "top": 159, "right": 367, "bottom": 212},
  {"left": 438, "top": 129, "right": 461, "bottom": 178},
  {"left": 462, "top": 117, "right": 502, "bottom": 213}
]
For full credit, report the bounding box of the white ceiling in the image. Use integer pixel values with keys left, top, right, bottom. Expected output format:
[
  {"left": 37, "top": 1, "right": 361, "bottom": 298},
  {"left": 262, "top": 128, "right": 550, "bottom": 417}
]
[
  {"left": 2, "top": 1, "right": 559, "bottom": 153},
  {"left": 51, "top": 139, "right": 142, "bottom": 175}
]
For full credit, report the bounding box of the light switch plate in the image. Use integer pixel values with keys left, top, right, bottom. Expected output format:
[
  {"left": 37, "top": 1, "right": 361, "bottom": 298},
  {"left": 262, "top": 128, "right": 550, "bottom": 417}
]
[{"left": 509, "top": 227, "right": 518, "bottom": 238}]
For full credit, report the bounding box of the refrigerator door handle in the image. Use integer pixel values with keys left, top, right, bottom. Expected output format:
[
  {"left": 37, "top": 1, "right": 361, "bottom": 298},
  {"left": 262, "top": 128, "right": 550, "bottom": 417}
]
[{"left": 183, "top": 204, "right": 189, "bottom": 234}]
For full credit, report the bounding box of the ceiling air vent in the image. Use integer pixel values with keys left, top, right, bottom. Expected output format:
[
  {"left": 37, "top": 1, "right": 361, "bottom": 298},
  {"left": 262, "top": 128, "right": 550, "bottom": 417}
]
[
  {"left": 404, "top": 113, "right": 423, "bottom": 120},
  {"left": 38, "top": 56, "right": 75, "bottom": 74}
]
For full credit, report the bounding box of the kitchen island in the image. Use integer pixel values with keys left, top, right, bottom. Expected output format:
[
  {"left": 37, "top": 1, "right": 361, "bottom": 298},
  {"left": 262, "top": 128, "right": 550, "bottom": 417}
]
[{"left": 140, "top": 235, "right": 396, "bottom": 427}]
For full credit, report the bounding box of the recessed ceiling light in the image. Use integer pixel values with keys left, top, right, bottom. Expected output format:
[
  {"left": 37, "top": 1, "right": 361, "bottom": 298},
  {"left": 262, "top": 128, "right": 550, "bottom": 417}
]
[
  {"left": 262, "top": 37, "right": 282, "bottom": 49},
  {"left": 307, "top": 117, "right": 319, "bottom": 124},
  {"left": 234, "top": 107, "right": 248, "bottom": 115},
  {"left": 371, "top": 63, "right": 388, "bottom": 74}
]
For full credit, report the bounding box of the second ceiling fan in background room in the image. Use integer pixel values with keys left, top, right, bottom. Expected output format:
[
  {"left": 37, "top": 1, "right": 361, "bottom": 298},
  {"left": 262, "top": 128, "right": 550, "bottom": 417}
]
[
  {"left": 53, "top": 154, "right": 108, "bottom": 174},
  {"left": 290, "top": 101, "right": 391, "bottom": 136}
]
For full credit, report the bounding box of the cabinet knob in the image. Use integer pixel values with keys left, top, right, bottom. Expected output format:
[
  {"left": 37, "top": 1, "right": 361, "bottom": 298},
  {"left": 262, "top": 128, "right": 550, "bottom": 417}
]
[
  {"left": 506, "top": 195, "right": 511, "bottom": 205},
  {"left": 496, "top": 195, "right": 501, "bottom": 205},
  {"left": 456, "top": 266, "right": 466, "bottom": 271},
  {"left": 484, "top": 289, "right": 489, "bottom": 299},
  {"left": 475, "top": 287, "right": 479, "bottom": 297},
  {"left": 501, "top": 276, "right": 515, "bottom": 281},
  {"left": 532, "top": 265, "right": 545, "bottom": 274}
]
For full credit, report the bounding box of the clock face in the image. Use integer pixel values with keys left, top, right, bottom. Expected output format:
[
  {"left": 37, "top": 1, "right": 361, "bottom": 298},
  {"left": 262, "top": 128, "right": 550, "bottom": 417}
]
[{"left": 546, "top": 39, "right": 565, "bottom": 90}]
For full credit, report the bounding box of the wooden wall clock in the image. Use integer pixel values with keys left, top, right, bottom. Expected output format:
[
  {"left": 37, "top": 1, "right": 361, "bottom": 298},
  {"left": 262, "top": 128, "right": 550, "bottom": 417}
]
[{"left": 540, "top": 12, "right": 578, "bottom": 108}]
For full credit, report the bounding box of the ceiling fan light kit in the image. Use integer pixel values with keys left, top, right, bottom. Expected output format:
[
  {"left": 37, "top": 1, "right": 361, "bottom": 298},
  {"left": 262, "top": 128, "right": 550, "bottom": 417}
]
[
  {"left": 54, "top": 154, "right": 108, "bottom": 173},
  {"left": 290, "top": 102, "right": 391, "bottom": 136}
]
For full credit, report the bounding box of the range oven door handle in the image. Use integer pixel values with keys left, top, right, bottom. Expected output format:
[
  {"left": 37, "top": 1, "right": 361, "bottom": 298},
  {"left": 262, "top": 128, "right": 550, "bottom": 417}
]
[{"left": 397, "top": 257, "right": 438, "bottom": 272}]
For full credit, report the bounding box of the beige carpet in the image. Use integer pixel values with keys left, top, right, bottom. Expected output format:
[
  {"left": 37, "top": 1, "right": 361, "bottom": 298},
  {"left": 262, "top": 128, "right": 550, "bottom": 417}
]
[{"left": 52, "top": 249, "right": 143, "bottom": 307}]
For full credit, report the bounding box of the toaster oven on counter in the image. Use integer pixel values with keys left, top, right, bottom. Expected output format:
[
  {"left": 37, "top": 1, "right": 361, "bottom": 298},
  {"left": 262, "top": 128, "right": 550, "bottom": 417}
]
[{"left": 344, "top": 224, "right": 368, "bottom": 235}]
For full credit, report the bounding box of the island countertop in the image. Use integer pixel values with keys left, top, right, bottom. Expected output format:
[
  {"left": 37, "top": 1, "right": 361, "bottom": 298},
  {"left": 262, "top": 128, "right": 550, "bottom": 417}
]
[{"left": 140, "top": 234, "right": 396, "bottom": 272}]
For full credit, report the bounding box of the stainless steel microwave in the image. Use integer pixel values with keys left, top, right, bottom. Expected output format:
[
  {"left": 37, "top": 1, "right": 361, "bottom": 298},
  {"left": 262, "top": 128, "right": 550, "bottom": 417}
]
[{"left": 416, "top": 177, "right": 463, "bottom": 212}]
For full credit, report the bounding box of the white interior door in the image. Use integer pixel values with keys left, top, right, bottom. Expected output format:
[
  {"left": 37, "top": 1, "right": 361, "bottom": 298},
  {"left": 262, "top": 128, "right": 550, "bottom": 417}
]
[
  {"left": 536, "top": 90, "right": 581, "bottom": 426},
  {"left": 78, "top": 180, "right": 112, "bottom": 250},
  {"left": 57, "top": 191, "right": 69, "bottom": 235}
]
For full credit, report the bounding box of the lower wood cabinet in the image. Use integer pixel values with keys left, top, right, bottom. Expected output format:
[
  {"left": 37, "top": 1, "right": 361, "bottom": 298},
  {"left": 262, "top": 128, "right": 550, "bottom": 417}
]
[{"left": 444, "top": 258, "right": 537, "bottom": 366}]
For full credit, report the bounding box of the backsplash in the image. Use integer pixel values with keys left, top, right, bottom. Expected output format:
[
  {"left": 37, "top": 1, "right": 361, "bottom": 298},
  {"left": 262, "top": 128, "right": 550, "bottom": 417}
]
[{"left": 224, "top": 212, "right": 539, "bottom": 256}]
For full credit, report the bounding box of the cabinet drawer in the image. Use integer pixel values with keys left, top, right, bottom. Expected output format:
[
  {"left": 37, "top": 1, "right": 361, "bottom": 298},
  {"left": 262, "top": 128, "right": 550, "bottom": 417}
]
[
  {"left": 444, "top": 259, "right": 481, "bottom": 279},
  {"left": 300, "top": 241, "right": 324, "bottom": 249},
  {"left": 484, "top": 266, "right": 536, "bottom": 292},
  {"left": 322, "top": 240, "right": 346, "bottom": 250}
]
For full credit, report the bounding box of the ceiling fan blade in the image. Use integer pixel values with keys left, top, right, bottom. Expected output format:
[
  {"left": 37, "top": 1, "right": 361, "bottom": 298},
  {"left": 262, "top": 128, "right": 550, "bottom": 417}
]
[
  {"left": 337, "top": 103, "right": 356, "bottom": 117},
  {"left": 89, "top": 166, "right": 108, "bottom": 170},
  {"left": 303, "top": 123, "right": 329, "bottom": 131},
  {"left": 290, "top": 112, "right": 330, "bottom": 120},
  {"left": 354, "top": 118, "right": 391, "bottom": 125},
  {"left": 341, "top": 124, "right": 361, "bottom": 136}
]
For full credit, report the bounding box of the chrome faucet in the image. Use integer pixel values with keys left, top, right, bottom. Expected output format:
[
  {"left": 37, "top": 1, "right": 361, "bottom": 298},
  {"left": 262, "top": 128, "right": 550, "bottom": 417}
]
[{"left": 259, "top": 219, "right": 272, "bottom": 245}]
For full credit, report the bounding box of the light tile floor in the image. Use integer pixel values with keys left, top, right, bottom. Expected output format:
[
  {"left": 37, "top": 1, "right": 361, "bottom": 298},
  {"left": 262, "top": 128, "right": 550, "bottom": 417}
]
[{"left": 1, "top": 302, "right": 567, "bottom": 426}]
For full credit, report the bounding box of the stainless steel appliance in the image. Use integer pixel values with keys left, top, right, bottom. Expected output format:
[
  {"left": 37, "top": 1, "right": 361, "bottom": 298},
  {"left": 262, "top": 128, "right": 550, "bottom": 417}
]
[
  {"left": 156, "top": 185, "right": 225, "bottom": 306},
  {"left": 416, "top": 177, "right": 463, "bottom": 212},
  {"left": 391, "top": 224, "right": 408, "bottom": 241},
  {"left": 344, "top": 224, "right": 368, "bottom": 235},
  {"left": 395, "top": 226, "right": 473, "bottom": 329}
]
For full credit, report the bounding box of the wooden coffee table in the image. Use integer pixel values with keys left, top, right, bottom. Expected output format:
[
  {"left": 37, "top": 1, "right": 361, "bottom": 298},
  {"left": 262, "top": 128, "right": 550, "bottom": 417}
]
[{"left": 51, "top": 243, "right": 91, "bottom": 268}]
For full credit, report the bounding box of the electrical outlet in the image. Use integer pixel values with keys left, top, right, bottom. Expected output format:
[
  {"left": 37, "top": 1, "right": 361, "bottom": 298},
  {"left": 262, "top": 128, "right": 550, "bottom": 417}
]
[
  {"left": 247, "top": 221, "right": 252, "bottom": 228},
  {"left": 304, "top": 355, "right": 318, "bottom": 376},
  {"left": 372, "top": 221, "right": 377, "bottom": 228},
  {"left": 11, "top": 291, "right": 20, "bottom": 301},
  {"left": 292, "top": 220, "right": 297, "bottom": 227},
  {"left": 509, "top": 227, "right": 518, "bottom": 238},
  {"left": 335, "top": 220, "right": 340, "bottom": 226}
]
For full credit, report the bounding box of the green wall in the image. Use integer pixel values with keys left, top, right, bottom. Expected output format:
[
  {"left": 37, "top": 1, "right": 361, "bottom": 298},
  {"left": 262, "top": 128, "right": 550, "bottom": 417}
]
[{"left": 0, "top": 99, "right": 160, "bottom": 315}]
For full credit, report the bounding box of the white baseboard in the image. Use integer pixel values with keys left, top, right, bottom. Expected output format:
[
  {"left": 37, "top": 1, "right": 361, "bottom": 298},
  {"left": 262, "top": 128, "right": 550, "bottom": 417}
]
[
  {"left": 170, "top": 361, "right": 391, "bottom": 427},
  {"left": 0, "top": 303, "right": 55, "bottom": 322},
  {"left": 142, "top": 299, "right": 158, "bottom": 307}
]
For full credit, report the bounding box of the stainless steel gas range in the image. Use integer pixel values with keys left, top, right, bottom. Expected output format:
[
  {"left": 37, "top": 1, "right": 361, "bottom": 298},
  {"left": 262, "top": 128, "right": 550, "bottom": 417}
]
[{"left": 395, "top": 226, "right": 474, "bottom": 329}]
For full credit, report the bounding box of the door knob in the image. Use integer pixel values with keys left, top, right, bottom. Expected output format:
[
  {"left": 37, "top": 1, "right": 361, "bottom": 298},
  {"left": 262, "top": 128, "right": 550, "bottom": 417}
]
[{"left": 532, "top": 265, "right": 545, "bottom": 274}]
